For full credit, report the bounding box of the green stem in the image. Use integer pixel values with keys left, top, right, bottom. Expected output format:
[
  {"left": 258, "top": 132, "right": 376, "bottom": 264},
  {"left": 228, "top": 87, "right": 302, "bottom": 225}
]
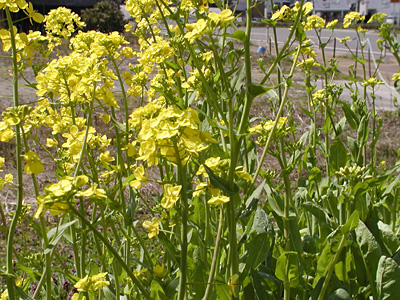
[
  {"left": 317, "top": 234, "right": 347, "bottom": 300},
  {"left": 176, "top": 147, "right": 188, "bottom": 300},
  {"left": 203, "top": 207, "right": 224, "bottom": 300},
  {"left": 71, "top": 207, "right": 152, "bottom": 299},
  {"left": 5, "top": 8, "right": 22, "bottom": 300}
]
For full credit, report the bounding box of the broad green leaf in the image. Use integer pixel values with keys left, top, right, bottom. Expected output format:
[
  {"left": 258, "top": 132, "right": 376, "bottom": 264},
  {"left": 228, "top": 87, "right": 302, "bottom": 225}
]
[
  {"left": 264, "top": 184, "right": 284, "bottom": 217},
  {"left": 240, "top": 181, "right": 266, "bottom": 219},
  {"left": 376, "top": 256, "right": 400, "bottom": 300},
  {"left": 341, "top": 210, "right": 359, "bottom": 234},
  {"left": 215, "top": 278, "right": 231, "bottom": 300},
  {"left": 251, "top": 270, "right": 274, "bottom": 300},
  {"left": 231, "top": 64, "right": 245, "bottom": 92},
  {"left": 103, "top": 286, "right": 116, "bottom": 300},
  {"left": 302, "top": 202, "right": 333, "bottom": 228},
  {"left": 203, "top": 164, "right": 238, "bottom": 195},
  {"left": 334, "top": 249, "right": 353, "bottom": 283},
  {"left": 340, "top": 101, "right": 359, "bottom": 130},
  {"left": 251, "top": 206, "right": 274, "bottom": 234},
  {"left": 328, "top": 139, "right": 347, "bottom": 176},
  {"left": 275, "top": 251, "right": 299, "bottom": 288},
  {"left": 347, "top": 137, "right": 359, "bottom": 162},
  {"left": 242, "top": 232, "right": 272, "bottom": 276},
  {"left": 377, "top": 221, "right": 400, "bottom": 257},
  {"left": 355, "top": 221, "right": 382, "bottom": 281},
  {"left": 314, "top": 242, "right": 334, "bottom": 286},
  {"left": 289, "top": 216, "right": 303, "bottom": 254},
  {"left": 226, "top": 30, "right": 245, "bottom": 42}
]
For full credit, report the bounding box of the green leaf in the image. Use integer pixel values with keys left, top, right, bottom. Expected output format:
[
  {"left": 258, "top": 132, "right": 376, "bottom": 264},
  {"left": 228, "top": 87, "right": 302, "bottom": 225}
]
[
  {"left": 376, "top": 256, "right": 400, "bottom": 300},
  {"left": 249, "top": 84, "right": 272, "bottom": 98},
  {"left": 241, "top": 232, "right": 272, "bottom": 279},
  {"left": 315, "top": 242, "right": 334, "bottom": 286},
  {"left": 215, "top": 277, "right": 231, "bottom": 300},
  {"left": 264, "top": 184, "right": 284, "bottom": 217},
  {"left": 340, "top": 101, "right": 359, "bottom": 130},
  {"left": 302, "top": 202, "right": 333, "bottom": 228},
  {"left": 15, "top": 287, "right": 34, "bottom": 300},
  {"left": 355, "top": 221, "right": 382, "bottom": 281},
  {"left": 239, "top": 181, "right": 266, "bottom": 219},
  {"left": 231, "top": 64, "right": 245, "bottom": 92},
  {"left": 203, "top": 164, "right": 238, "bottom": 195},
  {"left": 377, "top": 221, "right": 400, "bottom": 257},
  {"left": 251, "top": 206, "right": 274, "bottom": 234},
  {"left": 347, "top": 137, "right": 359, "bottom": 162},
  {"left": 334, "top": 249, "right": 352, "bottom": 283},
  {"left": 341, "top": 210, "right": 359, "bottom": 234},
  {"left": 125, "top": 188, "right": 137, "bottom": 224},
  {"left": 275, "top": 251, "right": 300, "bottom": 288},
  {"left": 16, "top": 264, "right": 41, "bottom": 281},
  {"left": 102, "top": 286, "right": 116, "bottom": 299},
  {"left": 150, "top": 280, "right": 167, "bottom": 300},
  {"left": 251, "top": 270, "right": 275, "bottom": 300},
  {"left": 357, "top": 115, "right": 369, "bottom": 147},
  {"left": 328, "top": 139, "right": 347, "bottom": 176},
  {"left": 225, "top": 30, "right": 245, "bottom": 42},
  {"left": 45, "top": 219, "right": 78, "bottom": 254}
]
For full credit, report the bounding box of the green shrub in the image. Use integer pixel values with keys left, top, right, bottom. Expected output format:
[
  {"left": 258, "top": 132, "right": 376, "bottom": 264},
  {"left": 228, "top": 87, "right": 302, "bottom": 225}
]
[{"left": 80, "top": 1, "right": 127, "bottom": 33}]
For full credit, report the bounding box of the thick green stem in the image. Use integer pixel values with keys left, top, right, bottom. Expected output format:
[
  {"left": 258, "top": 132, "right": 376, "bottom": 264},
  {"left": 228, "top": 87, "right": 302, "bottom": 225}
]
[
  {"left": 176, "top": 151, "right": 188, "bottom": 300},
  {"left": 5, "top": 8, "right": 22, "bottom": 300},
  {"left": 203, "top": 207, "right": 224, "bottom": 300}
]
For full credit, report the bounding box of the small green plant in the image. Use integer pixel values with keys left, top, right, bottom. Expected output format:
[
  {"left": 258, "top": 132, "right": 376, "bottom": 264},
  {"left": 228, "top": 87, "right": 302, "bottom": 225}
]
[{"left": 80, "top": 1, "right": 127, "bottom": 33}]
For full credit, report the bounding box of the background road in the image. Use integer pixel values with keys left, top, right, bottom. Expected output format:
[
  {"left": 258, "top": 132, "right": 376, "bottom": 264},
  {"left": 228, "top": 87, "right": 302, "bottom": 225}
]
[{"left": 244, "top": 27, "right": 396, "bottom": 57}]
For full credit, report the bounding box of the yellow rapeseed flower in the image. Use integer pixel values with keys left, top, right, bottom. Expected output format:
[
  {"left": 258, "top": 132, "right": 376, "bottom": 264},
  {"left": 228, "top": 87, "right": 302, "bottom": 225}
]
[
  {"left": 343, "top": 12, "right": 365, "bottom": 28},
  {"left": 0, "top": 0, "right": 27, "bottom": 12},
  {"left": 74, "top": 272, "right": 110, "bottom": 292},
  {"left": 208, "top": 9, "right": 234, "bottom": 25},
  {"left": 208, "top": 194, "right": 230, "bottom": 205},
  {"left": 143, "top": 217, "right": 160, "bottom": 238},
  {"left": 23, "top": 150, "right": 43, "bottom": 174},
  {"left": 161, "top": 184, "right": 182, "bottom": 210}
]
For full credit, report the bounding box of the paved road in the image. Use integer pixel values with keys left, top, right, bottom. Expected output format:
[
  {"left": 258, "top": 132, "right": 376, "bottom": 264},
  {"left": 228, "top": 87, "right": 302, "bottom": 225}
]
[{"left": 244, "top": 27, "right": 397, "bottom": 57}]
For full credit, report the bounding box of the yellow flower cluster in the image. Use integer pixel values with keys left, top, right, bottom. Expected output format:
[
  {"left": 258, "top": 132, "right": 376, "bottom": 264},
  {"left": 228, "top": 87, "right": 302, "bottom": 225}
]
[
  {"left": 44, "top": 7, "right": 84, "bottom": 39},
  {"left": 130, "top": 104, "right": 216, "bottom": 166},
  {"left": 36, "top": 51, "right": 119, "bottom": 107},
  {"left": 74, "top": 272, "right": 110, "bottom": 292},
  {"left": 0, "top": 27, "right": 45, "bottom": 63},
  {"left": 249, "top": 117, "right": 289, "bottom": 144},
  {"left": 0, "top": 0, "right": 27, "bottom": 12},
  {"left": 34, "top": 175, "right": 106, "bottom": 218},
  {"left": 271, "top": 2, "right": 313, "bottom": 22},
  {"left": 343, "top": 12, "right": 365, "bottom": 29},
  {"left": 363, "top": 77, "right": 383, "bottom": 87},
  {"left": 70, "top": 30, "right": 129, "bottom": 59},
  {"left": 304, "top": 15, "right": 325, "bottom": 31}
]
